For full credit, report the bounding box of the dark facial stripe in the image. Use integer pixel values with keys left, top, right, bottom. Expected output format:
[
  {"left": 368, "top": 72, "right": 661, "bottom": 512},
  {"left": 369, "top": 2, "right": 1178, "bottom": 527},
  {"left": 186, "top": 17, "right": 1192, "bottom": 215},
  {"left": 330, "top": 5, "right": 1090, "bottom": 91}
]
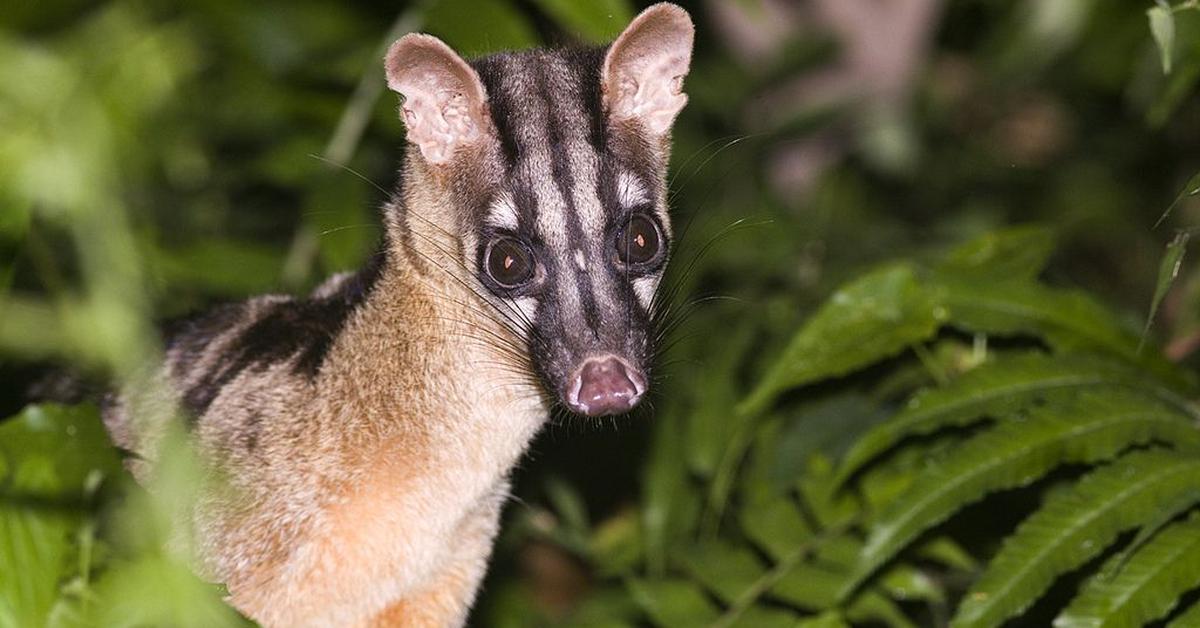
[{"left": 534, "top": 61, "right": 604, "bottom": 333}]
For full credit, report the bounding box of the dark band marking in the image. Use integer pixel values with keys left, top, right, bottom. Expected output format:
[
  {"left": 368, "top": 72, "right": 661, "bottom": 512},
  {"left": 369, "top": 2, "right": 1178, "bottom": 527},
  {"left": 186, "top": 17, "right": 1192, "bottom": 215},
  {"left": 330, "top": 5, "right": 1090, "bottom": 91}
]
[
  {"left": 536, "top": 59, "right": 603, "bottom": 333},
  {"left": 176, "top": 249, "right": 386, "bottom": 421}
]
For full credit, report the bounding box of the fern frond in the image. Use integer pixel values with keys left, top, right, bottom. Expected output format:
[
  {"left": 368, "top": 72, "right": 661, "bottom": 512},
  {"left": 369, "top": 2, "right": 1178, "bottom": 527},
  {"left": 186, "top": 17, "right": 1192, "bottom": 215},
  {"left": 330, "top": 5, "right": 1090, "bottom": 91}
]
[
  {"left": 1054, "top": 513, "right": 1200, "bottom": 627},
  {"left": 835, "top": 353, "right": 1168, "bottom": 487},
  {"left": 935, "top": 277, "right": 1194, "bottom": 392},
  {"left": 951, "top": 450, "right": 1200, "bottom": 627},
  {"left": 841, "top": 391, "right": 1200, "bottom": 601}
]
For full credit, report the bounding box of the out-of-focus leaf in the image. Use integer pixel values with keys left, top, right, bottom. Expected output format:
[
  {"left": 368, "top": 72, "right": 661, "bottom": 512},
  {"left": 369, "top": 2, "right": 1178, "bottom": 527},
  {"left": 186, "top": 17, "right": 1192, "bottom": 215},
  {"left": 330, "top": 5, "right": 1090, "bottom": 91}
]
[
  {"left": 0, "top": 404, "right": 123, "bottom": 628},
  {"left": 626, "top": 578, "right": 720, "bottom": 627},
  {"left": 679, "top": 541, "right": 766, "bottom": 604},
  {"left": 739, "top": 264, "right": 943, "bottom": 418},
  {"left": 424, "top": 0, "right": 538, "bottom": 54},
  {"left": 152, "top": 240, "right": 284, "bottom": 296},
  {"left": 937, "top": 225, "right": 1056, "bottom": 283},
  {"left": 1148, "top": 4, "right": 1176, "bottom": 74},
  {"left": 531, "top": 0, "right": 632, "bottom": 43},
  {"left": 739, "top": 497, "right": 813, "bottom": 562}
]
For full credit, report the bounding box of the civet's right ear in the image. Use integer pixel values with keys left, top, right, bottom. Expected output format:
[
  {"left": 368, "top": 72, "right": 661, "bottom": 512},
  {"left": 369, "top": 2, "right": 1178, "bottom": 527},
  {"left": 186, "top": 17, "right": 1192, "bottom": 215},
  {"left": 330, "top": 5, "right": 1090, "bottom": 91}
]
[
  {"left": 385, "top": 34, "right": 491, "bottom": 166},
  {"left": 602, "top": 3, "right": 695, "bottom": 136}
]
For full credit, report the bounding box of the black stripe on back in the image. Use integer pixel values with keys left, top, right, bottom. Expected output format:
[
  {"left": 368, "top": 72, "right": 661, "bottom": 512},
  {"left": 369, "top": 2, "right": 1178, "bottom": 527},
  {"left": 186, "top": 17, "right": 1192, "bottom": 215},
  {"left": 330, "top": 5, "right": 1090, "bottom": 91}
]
[{"left": 177, "top": 249, "right": 387, "bottom": 420}]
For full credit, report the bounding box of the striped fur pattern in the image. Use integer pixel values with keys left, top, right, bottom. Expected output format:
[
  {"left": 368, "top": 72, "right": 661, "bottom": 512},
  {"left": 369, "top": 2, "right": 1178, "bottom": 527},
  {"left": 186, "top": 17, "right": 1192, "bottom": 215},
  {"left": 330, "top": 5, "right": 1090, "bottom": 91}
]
[{"left": 103, "top": 4, "right": 693, "bottom": 626}]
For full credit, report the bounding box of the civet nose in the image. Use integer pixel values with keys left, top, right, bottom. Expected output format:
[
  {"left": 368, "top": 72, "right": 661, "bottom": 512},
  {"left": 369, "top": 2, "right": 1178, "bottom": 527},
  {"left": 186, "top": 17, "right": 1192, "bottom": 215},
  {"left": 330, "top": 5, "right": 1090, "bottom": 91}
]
[{"left": 567, "top": 356, "right": 646, "bottom": 416}]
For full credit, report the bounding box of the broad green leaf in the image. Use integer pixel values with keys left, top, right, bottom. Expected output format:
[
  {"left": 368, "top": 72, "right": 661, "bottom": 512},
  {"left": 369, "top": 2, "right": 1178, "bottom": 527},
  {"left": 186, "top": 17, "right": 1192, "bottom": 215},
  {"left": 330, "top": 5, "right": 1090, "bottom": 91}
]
[
  {"left": 843, "top": 390, "right": 1200, "bottom": 600},
  {"left": 531, "top": 0, "right": 633, "bottom": 43},
  {"left": 1142, "top": 231, "right": 1189, "bottom": 347},
  {"left": 626, "top": 578, "right": 720, "bottom": 627},
  {"left": 1055, "top": 513, "right": 1200, "bottom": 628},
  {"left": 739, "top": 497, "right": 813, "bottom": 562},
  {"left": 836, "top": 353, "right": 1162, "bottom": 487},
  {"left": 953, "top": 450, "right": 1200, "bottom": 627},
  {"left": 739, "top": 264, "right": 943, "bottom": 418},
  {"left": 679, "top": 541, "right": 766, "bottom": 604},
  {"left": 0, "top": 404, "right": 123, "bottom": 628},
  {"left": 937, "top": 225, "right": 1056, "bottom": 283},
  {"left": 1149, "top": 4, "right": 1176, "bottom": 74}
]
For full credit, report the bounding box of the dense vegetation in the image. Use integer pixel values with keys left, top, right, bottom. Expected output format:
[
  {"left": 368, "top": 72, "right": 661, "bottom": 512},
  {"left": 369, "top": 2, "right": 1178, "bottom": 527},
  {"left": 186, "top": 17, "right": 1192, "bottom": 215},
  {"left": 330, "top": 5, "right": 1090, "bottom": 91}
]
[{"left": 3, "top": 1, "right": 1200, "bottom": 626}]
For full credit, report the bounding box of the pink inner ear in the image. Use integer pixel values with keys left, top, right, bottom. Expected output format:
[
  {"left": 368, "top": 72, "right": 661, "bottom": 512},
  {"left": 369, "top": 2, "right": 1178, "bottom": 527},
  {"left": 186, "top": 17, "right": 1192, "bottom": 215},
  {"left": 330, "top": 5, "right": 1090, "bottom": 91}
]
[
  {"left": 385, "top": 34, "right": 489, "bottom": 166},
  {"left": 603, "top": 4, "right": 694, "bottom": 135},
  {"left": 402, "top": 88, "right": 481, "bottom": 165}
]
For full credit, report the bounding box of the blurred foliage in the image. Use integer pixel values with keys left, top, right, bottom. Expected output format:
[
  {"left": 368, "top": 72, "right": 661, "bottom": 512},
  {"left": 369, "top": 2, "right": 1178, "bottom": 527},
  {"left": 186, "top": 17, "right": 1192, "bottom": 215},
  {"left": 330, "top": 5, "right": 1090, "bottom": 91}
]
[{"left": 4, "top": 0, "right": 1200, "bottom": 626}]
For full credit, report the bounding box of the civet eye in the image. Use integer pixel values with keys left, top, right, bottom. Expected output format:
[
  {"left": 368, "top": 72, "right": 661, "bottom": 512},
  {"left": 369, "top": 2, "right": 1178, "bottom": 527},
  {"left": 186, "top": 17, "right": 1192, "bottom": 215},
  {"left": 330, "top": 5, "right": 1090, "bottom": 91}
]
[
  {"left": 616, "top": 215, "right": 662, "bottom": 266},
  {"left": 485, "top": 237, "right": 535, "bottom": 288}
]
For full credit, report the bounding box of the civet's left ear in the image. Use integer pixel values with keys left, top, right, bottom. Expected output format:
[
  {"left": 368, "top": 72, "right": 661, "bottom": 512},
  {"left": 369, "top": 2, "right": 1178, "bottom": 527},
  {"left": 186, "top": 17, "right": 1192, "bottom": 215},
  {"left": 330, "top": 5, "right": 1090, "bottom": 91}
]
[{"left": 602, "top": 3, "right": 695, "bottom": 136}]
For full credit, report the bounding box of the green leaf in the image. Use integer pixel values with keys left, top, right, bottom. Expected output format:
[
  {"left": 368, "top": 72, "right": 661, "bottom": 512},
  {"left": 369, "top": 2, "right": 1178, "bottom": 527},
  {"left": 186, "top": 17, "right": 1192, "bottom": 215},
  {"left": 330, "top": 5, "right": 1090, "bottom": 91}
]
[
  {"left": 530, "top": 0, "right": 633, "bottom": 43},
  {"left": 937, "top": 225, "right": 1056, "bottom": 283},
  {"left": 935, "top": 277, "right": 1194, "bottom": 391},
  {"left": 1055, "top": 513, "right": 1200, "bottom": 627},
  {"left": 953, "top": 450, "right": 1200, "bottom": 627},
  {"left": 739, "top": 264, "right": 943, "bottom": 418},
  {"left": 1149, "top": 4, "right": 1177, "bottom": 74},
  {"left": 796, "top": 612, "right": 851, "bottom": 628},
  {"left": 679, "top": 541, "right": 766, "bottom": 604},
  {"left": 0, "top": 404, "right": 123, "bottom": 628},
  {"left": 1169, "top": 597, "right": 1200, "bottom": 627},
  {"left": 843, "top": 390, "right": 1200, "bottom": 600},
  {"left": 836, "top": 353, "right": 1158, "bottom": 487},
  {"left": 739, "top": 497, "right": 813, "bottom": 562},
  {"left": 424, "top": 0, "right": 538, "bottom": 54},
  {"left": 626, "top": 578, "right": 720, "bottom": 627},
  {"left": 1142, "top": 231, "right": 1189, "bottom": 348}
]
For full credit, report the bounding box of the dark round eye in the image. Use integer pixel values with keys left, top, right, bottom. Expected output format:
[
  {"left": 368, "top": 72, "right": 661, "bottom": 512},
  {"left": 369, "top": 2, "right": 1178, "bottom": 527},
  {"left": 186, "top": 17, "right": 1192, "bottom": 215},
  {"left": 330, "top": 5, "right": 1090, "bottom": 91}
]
[
  {"left": 485, "top": 237, "right": 535, "bottom": 288},
  {"left": 616, "top": 215, "right": 662, "bottom": 266}
]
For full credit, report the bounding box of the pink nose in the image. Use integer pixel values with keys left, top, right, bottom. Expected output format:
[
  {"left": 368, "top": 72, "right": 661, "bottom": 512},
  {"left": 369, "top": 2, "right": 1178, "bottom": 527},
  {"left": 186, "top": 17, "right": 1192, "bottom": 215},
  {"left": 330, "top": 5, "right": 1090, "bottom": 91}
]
[{"left": 567, "top": 356, "right": 646, "bottom": 416}]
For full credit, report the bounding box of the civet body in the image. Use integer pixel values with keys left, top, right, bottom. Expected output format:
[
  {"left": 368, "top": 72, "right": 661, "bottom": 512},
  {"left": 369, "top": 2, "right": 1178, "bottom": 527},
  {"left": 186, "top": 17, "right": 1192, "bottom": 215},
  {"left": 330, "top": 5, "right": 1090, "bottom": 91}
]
[{"left": 103, "top": 4, "right": 693, "bottom": 626}]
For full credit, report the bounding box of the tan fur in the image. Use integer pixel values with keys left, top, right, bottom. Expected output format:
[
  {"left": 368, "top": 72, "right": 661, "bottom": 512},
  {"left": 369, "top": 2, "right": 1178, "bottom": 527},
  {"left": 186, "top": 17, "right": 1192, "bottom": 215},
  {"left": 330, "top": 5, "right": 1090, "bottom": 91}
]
[{"left": 201, "top": 195, "right": 546, "bottom": 626}]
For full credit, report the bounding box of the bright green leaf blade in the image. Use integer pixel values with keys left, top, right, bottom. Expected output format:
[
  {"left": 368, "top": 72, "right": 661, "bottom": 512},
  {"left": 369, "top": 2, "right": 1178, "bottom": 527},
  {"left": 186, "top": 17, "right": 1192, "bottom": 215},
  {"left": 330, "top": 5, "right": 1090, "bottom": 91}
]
[
  {"left": 937, "top": 225, "right": 1056, "bottom": 283},
  {"left": 530, "top": 0, "right": 633, "bottom": 43},
  {"left": 842, "top": 390, "right": 1200, "bottom": 601},
  {"left": 626, "top": 578, "right": 720, "bottom": 627},
  {"left": 739, "top": 264, "right": 943, "bottom": 418},
  {"left": 1056, "top": 513, "right": 1200, "bottom": 628},
  {"left": 679, "top": 541, "right": 766, "bottom": 604},
  {"left": 1142, "top": 232, "right": 1190, "bottom": 347},
  {"left": 739, "top": 497, "right": 813, "bottom": 562},
  {"left": 1149, "top": 5, "right": 1177, "bottom": 74},
  {"left": 0, "top": 404, "right": 124, "bottom": 628},
  {"left": 953, "top": 450, "right": 1200, "bottom": 627},
  {"left": 835, "top": 353, "right": 1169, "bottom": 487}
]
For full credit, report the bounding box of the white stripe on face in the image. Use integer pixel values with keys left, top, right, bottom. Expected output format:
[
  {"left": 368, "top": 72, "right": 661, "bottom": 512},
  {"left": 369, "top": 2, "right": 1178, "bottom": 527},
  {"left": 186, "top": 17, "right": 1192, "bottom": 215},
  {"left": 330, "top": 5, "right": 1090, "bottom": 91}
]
[
  {"left": 617, "top": 171, "right": 649, "bottom": 208},
  {"left": 633, "top": 276, "right": 658, "bottom": 311},
  {"left": 486, "top": 191, "right": 520, "bottom": 230}
]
